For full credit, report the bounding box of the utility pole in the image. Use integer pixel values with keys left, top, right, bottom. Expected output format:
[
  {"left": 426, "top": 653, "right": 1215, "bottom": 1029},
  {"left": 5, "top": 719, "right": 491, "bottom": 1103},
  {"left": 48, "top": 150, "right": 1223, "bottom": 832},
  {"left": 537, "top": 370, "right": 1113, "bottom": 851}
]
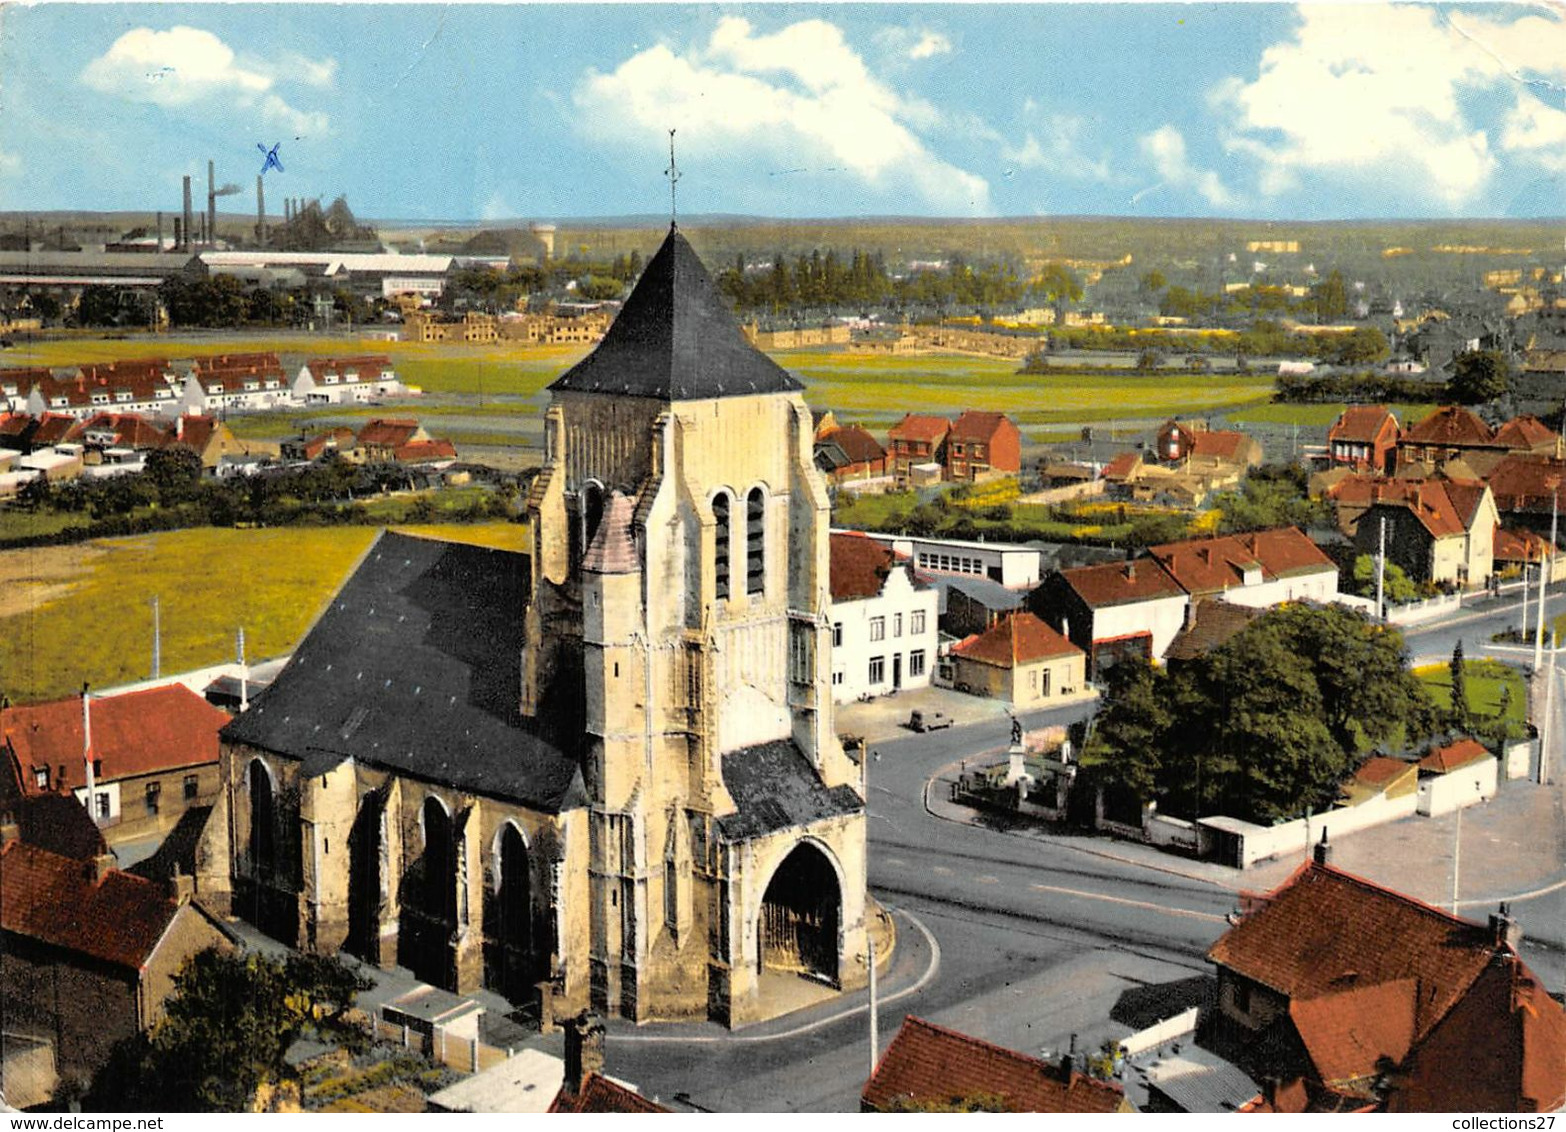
[
  {"left": 867, "top": 932, "right": 879, "bottom": 1081},
  {"left": 1375, "top": 516, "right": 1386, "bottom": 620},
  {"left": 1534, "top": 485, "right": 1559, "bottom": 672},
  {"left": 1452, "top": 800, "right": 1462, "bottom": 915}
]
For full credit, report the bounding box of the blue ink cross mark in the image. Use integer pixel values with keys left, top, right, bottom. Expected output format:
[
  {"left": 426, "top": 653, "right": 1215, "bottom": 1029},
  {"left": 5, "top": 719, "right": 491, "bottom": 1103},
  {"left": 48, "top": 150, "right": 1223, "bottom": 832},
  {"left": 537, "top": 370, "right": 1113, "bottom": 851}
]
[{"left": 257, "top": 143, "right": 284, "bottom": 176}]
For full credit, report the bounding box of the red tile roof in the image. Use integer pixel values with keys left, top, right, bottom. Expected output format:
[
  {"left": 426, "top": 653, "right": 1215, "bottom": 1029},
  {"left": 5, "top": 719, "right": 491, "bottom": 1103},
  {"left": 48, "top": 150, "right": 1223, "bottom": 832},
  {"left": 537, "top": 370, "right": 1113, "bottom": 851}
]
[
  {"left": 1486, "top": 455, "right": 1566, "bottom": 513},
  {"left": 1148, "top": 528, "right": 1334, "bottom": 595},
  {"left": 951, "top": 612, "right": 1082, "bottom": 667},
  {"left": 1353, "top": 756, "right": 1414, "bottom": 787},
  {"left": 1494, "top": 526, "right": 1549, "bottom": 563},
  {"left": 548, "top": 1074, "right": 669, "bottom": 1113},
  {"left": 172, "top": 414, "right": 221, "bottom": 455},
  {"left": 190, "top": 352, "right": 281, "bottom": 374},
  {"left": 357, "top": 419, "right": 423, "bottom": 448},
  {"left": 67, "top": 412, "right": 174, "bottom": 450},
  {"left": 1329, "top": 405, "right": 1399, "bottom": 444},
  {"left": 1290, "top": 979, "right": 1418, "bottom": 1090},
  {"left": 1187, "top": 430, "right": 1255, "bottom": 462},
  {"left": 1101, "top": 451, "right": 1141, "bottom": 481},
  {"left": 1, "top": 684, "right": 231, "bottom": 795},
  {"left": 1494, "top": 415, "right": 1559, "bottom": 452},
  {"left": 1418, "top": 737, "right": 1492, "bottom": 774},
  {"left": 1059, "top": 558, "right": 1185, "bottom": 608},
  {"left": 822, "top": 424, "right": 885, "bottom": 465},
  {"left": 829, "top": 532, "right": 896, "bottom": 601},
  {"left": 29, "top": 414, "right": 76, "bottom": 446},
  {"left": 1209, "top": 862, "right": 1495, "bottom": 1043},
  {"left": 862, "top": 1016, "right": 1125, "bottom": 1113},
  {"left": 1389, "top": 954, "right": 1566, "bottom": 1113},
  {"left": 301, "top": 355, "right": 394, "bottom": 380},
  {"left": 393, "top": 439, "right": 458, "bottom": 463},
  {"left": 1164, "top": 600, "right": 1259, "bottom": 661},
  {"left": 0, "top": 840, "right": 181, "bottom": 970},
  {"left": 1403, "top": 405, "right": 1494, "bottom": 446},
  {"left": 949, "top": 410, "right": 1015, "bottom": 445},
  {"left": 888, "top": 414, "right": 951, "bottom": 444}
]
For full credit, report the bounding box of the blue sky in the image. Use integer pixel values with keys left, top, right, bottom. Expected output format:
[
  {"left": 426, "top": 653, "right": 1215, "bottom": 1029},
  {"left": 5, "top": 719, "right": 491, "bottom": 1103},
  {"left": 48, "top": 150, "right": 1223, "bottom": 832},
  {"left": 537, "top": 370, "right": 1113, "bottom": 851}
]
[{"left": 1, "top": 3, "right": 1563, "bottom": 222}]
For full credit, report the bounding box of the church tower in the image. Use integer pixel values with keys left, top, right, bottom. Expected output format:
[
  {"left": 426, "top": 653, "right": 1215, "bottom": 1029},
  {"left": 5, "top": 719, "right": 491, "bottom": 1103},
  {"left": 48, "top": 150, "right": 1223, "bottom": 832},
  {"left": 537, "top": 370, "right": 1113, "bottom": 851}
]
[{"left": 524, "top": 226, "right": 868, "bottom": 1024}]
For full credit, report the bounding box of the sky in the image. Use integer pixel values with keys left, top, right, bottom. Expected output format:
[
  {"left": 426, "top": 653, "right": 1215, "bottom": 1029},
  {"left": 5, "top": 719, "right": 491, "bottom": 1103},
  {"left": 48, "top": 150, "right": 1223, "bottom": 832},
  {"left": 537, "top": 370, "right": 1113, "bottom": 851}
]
[{"left": 0, "top": 3, "right": 1563, "bottom": 222}]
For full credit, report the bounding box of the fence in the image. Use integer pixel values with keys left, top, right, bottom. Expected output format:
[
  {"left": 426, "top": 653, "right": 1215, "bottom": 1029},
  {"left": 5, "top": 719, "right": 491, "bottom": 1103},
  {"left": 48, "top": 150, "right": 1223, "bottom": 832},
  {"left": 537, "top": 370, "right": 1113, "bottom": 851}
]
[
  {"left": 1385, "top": 592, "right": 1463, "bottom": 625},
  {"left": 1119, "top": 1007, "right": 1201, "bottom": 1059},
  {"left": 372, "top": 1018, "right": 511, "bottom": 1074},
  {"left": 1197, "top": 791, "right": 1419, "bottom": 869}
]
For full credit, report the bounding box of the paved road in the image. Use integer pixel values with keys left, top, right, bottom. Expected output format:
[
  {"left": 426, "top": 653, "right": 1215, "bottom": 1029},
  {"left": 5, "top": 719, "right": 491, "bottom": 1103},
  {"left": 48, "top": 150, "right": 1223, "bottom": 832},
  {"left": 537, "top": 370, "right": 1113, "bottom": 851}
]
[{"left": 610, "top": 703, "right": 1237, "bottom": 1111}]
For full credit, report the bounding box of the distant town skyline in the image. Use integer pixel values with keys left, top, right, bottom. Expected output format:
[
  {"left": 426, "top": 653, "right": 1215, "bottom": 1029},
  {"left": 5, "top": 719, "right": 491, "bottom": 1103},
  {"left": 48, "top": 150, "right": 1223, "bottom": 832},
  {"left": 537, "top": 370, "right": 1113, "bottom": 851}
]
[{"left": 2, "top": 3, "right": 1563, "bottom": 223}]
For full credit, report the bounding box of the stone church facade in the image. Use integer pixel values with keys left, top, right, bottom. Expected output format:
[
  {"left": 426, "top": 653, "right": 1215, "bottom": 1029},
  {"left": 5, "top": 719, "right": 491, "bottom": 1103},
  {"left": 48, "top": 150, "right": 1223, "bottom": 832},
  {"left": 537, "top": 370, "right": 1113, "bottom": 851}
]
[{"left": 202, "top": 227, "right": 869, "bottom": 1027}]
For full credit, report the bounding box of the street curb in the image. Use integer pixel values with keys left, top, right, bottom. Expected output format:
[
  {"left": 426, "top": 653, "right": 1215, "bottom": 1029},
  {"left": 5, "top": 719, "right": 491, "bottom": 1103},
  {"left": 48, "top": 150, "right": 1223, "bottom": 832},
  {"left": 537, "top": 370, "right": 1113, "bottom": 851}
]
[{"left": 921, "top": 756, "right": 1243, "bottom": 893}]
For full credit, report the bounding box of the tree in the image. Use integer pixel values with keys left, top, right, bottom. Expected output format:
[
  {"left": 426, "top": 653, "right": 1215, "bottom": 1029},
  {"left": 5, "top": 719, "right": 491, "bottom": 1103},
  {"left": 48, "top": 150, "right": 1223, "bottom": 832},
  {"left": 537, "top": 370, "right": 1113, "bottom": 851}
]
[
  {"left": 1449, "top": 640, "right": 1471, "bottom": 729},
  {"left": 145, "top": 445, "right": 204, "bottom": 505},
  {"left": 1352, "top": 554, "right": 1418, "bottom": 604},
  {"left": 1312, "top": 269, "right": 1348, "bottom": 321},
  {"left": 1134, "top": 348, "right": 1163, "bottom": 372},
  {"left": 1139, "top": 269, "right": 1166, "bottom": 293},
  {"left": 76, "top": 285, "right": 125, "bottom": 327},
  {"left": 1082, "top": 658, "right": 1169, "bottom": 805},
  {"left": 1033, "top": 262, "right": 1083, "bottom": 320},
  {"left": 1447, "top": 350, "right": 1511, "bottom": 405},
  {"left": 87, "top": 949, "right": 371, "bottom": 1111}
]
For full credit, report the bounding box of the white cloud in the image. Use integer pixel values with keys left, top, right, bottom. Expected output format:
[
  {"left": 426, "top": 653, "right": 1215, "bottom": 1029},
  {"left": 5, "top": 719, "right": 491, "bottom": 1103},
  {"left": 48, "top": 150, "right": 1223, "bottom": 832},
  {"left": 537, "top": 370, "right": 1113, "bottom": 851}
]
[
  {"left": 1140, "top": 125, "right": 1235, "bottom": 209},
  {"left": 81, "top": 26, "right": 333, "bottom": 134},
  {"left": 0, "top": 149, "right": 19, "bottom": 177},
  {"left": 1212, "top": 5, "right": 1566, "bottom": 207},
  {"left": 1002, "top": 114, "right": 1112, "bottom": 182},
  {"left": 574, "top": 16, "right": 990, "bottom": 215},
  {"left": 908, "top": 32, "right": 951, "bottom": 61}
]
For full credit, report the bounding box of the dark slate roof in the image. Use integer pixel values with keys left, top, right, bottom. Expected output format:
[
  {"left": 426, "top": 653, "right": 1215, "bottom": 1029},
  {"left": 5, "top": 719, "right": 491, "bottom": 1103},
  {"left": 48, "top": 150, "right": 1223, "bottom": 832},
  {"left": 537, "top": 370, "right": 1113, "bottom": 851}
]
[
  {"left": 716, "top": 740, "right": 862, "bottom": 842},
  {"left": 548, "top": 227, "right": 803, "bottom": 401},
  {"left": 223, "top": 531, "right": 585, "bottom": 813}
]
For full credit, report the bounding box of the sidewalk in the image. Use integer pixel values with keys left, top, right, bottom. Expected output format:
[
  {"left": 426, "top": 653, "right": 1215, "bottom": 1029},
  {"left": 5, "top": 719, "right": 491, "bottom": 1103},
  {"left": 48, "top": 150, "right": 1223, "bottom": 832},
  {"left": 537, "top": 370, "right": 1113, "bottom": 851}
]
[
  {"left": 835, "top": 683, "right": 1098, "bottom": 746},
  {"left": 925, "top": 755, "right": 1566, "bottom": 926}
]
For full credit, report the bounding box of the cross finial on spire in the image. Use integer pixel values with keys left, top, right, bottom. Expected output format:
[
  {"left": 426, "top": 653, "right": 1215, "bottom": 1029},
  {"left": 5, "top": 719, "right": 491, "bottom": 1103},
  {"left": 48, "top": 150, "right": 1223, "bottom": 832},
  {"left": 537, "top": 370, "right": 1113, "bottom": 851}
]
[{"left": 664, "top": 129, "right": 681, "bottom": 230}]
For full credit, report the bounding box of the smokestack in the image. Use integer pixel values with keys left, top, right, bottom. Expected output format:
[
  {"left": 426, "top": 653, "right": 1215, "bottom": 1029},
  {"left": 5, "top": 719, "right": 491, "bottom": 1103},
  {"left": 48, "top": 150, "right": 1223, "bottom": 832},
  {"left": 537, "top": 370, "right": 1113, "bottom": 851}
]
[
  {"left": 182, "top": 176, "right": 193, "bottom": 251},
  {"left": 173, "top": 218, "right": 182, "bottom": 248},
  {"left": 207, "top": 160, "right": 216, "bottom": 249},
  {"left": 157, "top": 211, "right": 164, "bottom": 253},
  {"left": 256, "top": 175, "right": 266, "bottom": 246}
]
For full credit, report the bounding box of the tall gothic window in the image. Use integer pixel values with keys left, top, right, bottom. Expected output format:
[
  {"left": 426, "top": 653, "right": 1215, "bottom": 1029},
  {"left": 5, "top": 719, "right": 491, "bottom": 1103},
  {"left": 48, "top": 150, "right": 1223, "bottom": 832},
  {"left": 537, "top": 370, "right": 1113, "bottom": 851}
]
[
  {"left": 582, "top": 482, "right": 605, "bottom": 553},
  {"left": 713, "top": 491, "right": 731, "bottom": 600},
  {"left": 746, "top": 487, "right": 765, "bottom": 595}
]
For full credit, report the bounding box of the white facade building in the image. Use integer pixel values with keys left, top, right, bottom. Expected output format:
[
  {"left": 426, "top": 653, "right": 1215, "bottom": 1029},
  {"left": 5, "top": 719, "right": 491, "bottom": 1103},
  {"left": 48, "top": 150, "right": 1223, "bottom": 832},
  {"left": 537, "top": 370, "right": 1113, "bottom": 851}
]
[
  {"left": 849, "top": 530, "right": 1043, "bottom": 589},
  {"left": 828, "top": 533, "right": 940, "bottom": 703}
]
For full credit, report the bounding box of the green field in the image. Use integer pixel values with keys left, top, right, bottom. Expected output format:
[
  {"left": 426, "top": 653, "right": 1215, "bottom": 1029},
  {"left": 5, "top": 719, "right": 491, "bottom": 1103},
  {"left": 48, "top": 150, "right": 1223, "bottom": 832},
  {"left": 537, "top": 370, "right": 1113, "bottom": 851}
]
[
  {"left": 1229, "top": 401, "right": 1438, "bottom": 427},
  {"left": 0, "top": 521, "right": 526, "bottom": 703},
  {"left": 8, "top": 333, "right": 1276, "bottom": 431},
  {"left": 1413, "top": 659, "right": 1528, "bottom": 728}
]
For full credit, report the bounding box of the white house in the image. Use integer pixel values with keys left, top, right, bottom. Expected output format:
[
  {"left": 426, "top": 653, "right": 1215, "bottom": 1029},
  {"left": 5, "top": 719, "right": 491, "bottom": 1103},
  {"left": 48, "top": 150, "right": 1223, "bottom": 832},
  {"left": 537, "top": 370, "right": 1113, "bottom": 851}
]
[
  {"left": 1031, "top": 558, "right": 1190, "bottom": 678},
  {"left": 1148, "top": 528, "right": 1339, "bottom": 609},
  {"left": 828, "top": 532, "right": 939, "bottom": 703},
  {"left": 291, "top": 356, "right": 402, "bottom": 405},
  {"left": 1416, "top": 738, "right": 1499, "bottom": 817},
  {"left": 849, "top": 530, "right": 1043, "bottom": 589}
]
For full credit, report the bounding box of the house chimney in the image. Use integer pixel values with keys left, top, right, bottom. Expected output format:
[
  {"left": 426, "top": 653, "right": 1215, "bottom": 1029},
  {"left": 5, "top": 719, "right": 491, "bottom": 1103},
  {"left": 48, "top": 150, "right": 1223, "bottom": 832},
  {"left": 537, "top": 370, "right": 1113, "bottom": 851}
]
[
  {"left": 1124, "top": 561, "right": 1136, "bottom": 582},
  {"left": 88, "top": 851, "right": 114, "bottom": 884},
  {"left": 562, "top": 1011, "right": 605, "bottom": 1093},
  {"left": 166, "top": 865, "right": 195, "bottom": 906},
  {"left": 1060, "top": 1032, "right": 1079, "bottom": 1077},
  {"left": 1312, "top": 827, "right": 1332, "bottom": 867},
  {"left": 1489, "top": 902, "right": 1523, "bottom": 952},
  {"left": 0, "top": 813, "right": 19, "bottom": 849}
]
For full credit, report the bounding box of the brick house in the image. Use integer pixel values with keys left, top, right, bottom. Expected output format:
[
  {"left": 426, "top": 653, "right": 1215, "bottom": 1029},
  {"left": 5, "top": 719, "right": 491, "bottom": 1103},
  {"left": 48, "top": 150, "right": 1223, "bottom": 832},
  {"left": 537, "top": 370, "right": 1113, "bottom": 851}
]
[
  {"left": 1208, "top": 852, "right": 1566, "bottom": 1113},
  {"left": 862, "top": 1016, "right": 1128, "bottom": 1113},
  {"left": 945, "top": 410, "right": 1020, "bottom": 483},
  {"left": 1396, "top": 405, "right": 1496, "bottom": 472},
  {"left": 1031, "top": 557, "right": 1189, "bottom": 679},
  {"left": 946, "top": 612, "right": 1086, "bottom": 706},
  {"left": 1, "top": 684, "right": 233, "bottom": 848},
  {"left": 1352, "top": 480, "right": 1498, "bottom": 589},
  {"left": 351, "top": 417, "right": 428, "bottom": 462},
  {"left": 887, "top": 414, "right": 950, "bottom": 489},
  {"left": 1147, "top": 527, "right": 1339, "bottom": 607},
  {"left": 0, "top": 836, "right": 232, "bottom": 1083},
  {"left": 813, "top": 424, "right": 888, "bottom": 486},
  {"left": 1326, "top": 405, "right": 1400, "bottom": 474}
]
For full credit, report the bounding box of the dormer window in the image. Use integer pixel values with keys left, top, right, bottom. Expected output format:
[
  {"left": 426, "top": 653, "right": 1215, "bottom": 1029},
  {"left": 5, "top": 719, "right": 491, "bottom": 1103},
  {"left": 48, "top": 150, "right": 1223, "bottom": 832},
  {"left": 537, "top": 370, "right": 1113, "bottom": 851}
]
[{"left": 33, "top": 766, "right": 48, "bottom": 790}]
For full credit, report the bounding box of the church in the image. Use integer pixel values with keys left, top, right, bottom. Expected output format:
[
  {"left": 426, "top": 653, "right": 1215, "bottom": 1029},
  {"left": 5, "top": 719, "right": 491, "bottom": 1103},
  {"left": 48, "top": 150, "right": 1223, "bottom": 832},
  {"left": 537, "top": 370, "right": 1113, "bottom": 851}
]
[{"left": 201, "top": 226, "right": 871, "bottom": 1027}]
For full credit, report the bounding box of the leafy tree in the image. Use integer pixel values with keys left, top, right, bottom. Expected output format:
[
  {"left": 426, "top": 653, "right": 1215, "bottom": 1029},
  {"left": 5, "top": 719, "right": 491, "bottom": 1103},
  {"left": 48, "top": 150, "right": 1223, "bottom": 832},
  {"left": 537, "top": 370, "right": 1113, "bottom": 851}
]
[
  {"left": 1134, "top": 348, "right": 1163, "bottom": 372},
  {"left": 1351, "top": 554, "right": 1418, "bottom": 604},
  {"left": 1082, "top": 658, "right": 1169, "bottom": 804},
  {"left": 1447, "top": 350, "right": 1511, "bottom": 404},
  {"left": 87, "top": 949, "right": 371, "bottom": 1111},
  {"left": 145, "top": 446, "right": 204, "bottom": 505},
  {"left": 1033, "top": 262, "right": 1083, "bottom": 319},
  {"left": 1312, "top": 269, "right": 1348, "bottom": 321},
  {"left": 76, "top": 285, "right": 125, "bottom": 327},
  {"left": 1139, "top": 269, "right": 1166, "bottom": 293}
]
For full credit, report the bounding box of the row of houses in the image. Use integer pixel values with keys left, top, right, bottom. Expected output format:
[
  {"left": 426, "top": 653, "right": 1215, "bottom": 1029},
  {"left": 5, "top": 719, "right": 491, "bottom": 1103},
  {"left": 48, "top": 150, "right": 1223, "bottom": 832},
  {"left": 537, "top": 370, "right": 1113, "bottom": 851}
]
[
  {"left": 1325, "top": 402, "right": 1561, "bottom": 477},
  {"left": 1, "top": 353, "right": 407, "bottom": 419},
  {"left": 825, "top": 523, "right": 1340, "bottom": 705},
  {"left": 813, "top": 409, "right": 1023, "bottom": 491}
]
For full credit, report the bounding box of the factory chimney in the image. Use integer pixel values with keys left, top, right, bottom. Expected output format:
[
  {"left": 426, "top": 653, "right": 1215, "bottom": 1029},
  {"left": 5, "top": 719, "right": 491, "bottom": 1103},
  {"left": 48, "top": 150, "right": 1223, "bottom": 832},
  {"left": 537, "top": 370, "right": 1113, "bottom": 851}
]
[
  {"left": 156, "top": 211, "right": 164, "bottom": 254},
  {"left": 207, "top": 160, "right": 217, "bottom": 249},
  {"left": 181, "top": 176, "right": 193, "bottom": 251},
  {"left": 256, "top": 175, "right": 266, "bottom": 247}
]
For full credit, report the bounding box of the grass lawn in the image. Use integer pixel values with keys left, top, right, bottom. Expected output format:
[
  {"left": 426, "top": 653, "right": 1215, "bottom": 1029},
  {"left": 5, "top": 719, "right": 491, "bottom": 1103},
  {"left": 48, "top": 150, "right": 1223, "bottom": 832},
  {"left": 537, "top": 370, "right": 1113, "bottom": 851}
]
[
  {"left": 1413, "top": 658, "right": 1528, "bottom": 727},
  {"left": 1228, "top": 401, "right": 1437, "bottom": 427},
  {"left": 0, "top": 520, "right": 526, "bottom": 703},
  {"left": 0, "top": 508, "right": 95, "bottom": 542}
]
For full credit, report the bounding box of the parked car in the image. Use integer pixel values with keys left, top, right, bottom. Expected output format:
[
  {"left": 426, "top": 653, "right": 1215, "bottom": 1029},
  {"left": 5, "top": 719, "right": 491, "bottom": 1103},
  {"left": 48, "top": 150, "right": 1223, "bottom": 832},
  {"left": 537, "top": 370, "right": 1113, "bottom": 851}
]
[{"left": 908, "top": 710, "right": 953, "bottom": 732}]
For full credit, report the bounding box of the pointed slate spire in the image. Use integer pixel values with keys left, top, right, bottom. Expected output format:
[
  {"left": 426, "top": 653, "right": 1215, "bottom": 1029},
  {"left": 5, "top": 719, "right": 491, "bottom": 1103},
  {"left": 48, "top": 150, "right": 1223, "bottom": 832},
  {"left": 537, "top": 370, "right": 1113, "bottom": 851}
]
[{"left": 548, "top": 228, "right": 803, "bottom": 401}]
